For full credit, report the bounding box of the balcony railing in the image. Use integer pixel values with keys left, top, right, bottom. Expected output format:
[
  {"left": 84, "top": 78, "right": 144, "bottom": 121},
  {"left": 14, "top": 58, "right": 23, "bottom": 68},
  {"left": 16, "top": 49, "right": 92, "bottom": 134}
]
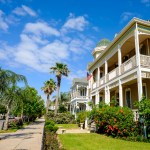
[
  {"left": 92, "top": 82, "right": 97, "bottom": 89},
  {"left": 140, "top": 54, "right": 150, "bottom": 68},
  {"left": 107, "top": 67, "right": 119, "bottom": 81},
  {"left": 99, "top": 76, "right": 105, "bottom": 85},
  {"left": 71, "top": 92, "right": 87, "bottom": 99},
  {"left": 121, "top": 55, "right": 136, "bottom": 74}
]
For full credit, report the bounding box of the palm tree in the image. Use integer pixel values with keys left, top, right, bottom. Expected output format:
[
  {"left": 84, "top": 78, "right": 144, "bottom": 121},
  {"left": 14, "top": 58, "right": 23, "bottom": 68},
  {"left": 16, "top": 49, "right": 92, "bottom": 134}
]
[
  {"left": 41, "top": 79, "right": 56, "bottom": 114},
  {"left": 0, "top": 68, "right": 27, "bottom": 130},
  {"left": 50, "top": 63, "right": 70, "bottom": 114}
]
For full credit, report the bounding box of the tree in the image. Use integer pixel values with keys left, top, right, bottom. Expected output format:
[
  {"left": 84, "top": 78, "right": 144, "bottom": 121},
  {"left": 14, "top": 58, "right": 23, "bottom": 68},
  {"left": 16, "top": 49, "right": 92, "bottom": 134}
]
[
  {"left": 41, "top": 79, "right": 56, "bottom": 114},
  {"left": 0, "top": 68, "right": 27, "bottom": 130},
  {"left": 50, "top": 63, "right": 70, "bottom": 114}
]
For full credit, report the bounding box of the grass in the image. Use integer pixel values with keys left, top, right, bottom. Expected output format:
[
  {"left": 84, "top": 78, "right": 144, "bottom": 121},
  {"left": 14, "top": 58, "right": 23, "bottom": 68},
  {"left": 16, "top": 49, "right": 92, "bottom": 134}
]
[
  {"left": 56, "top": 124, "right": 79, "bottom": 129},
  {"left": 59, "top": 133, "right": 150, "bottom": 150},
  {"left": 0, "top": 129, "right": 17, "bottom": 133}
]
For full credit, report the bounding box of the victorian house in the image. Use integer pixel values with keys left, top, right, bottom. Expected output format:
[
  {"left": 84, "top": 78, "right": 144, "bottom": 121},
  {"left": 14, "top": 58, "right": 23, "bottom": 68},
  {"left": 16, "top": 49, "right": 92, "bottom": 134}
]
[
  {"left": 70, "top": 78, "right": 89, "bottom": 118},
  {"left": 88, "top": 18, "right": 150, "bottom": 121}
]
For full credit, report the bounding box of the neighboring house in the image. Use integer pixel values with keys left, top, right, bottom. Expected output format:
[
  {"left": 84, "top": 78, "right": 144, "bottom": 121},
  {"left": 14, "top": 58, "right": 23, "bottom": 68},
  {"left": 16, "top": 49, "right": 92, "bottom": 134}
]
[
  {"left": 70, "top": 78, "right": 89, "bottom": 118},
  {"left": 88, "top": 18, "right": 150, "bottom": 121}
]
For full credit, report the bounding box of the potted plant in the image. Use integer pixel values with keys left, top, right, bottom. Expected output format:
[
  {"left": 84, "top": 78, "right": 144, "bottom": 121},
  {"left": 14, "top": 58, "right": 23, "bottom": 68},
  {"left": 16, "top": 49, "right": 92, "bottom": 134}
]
[{"left": 77, "top": 111, "right": 87, "bottom": 130}]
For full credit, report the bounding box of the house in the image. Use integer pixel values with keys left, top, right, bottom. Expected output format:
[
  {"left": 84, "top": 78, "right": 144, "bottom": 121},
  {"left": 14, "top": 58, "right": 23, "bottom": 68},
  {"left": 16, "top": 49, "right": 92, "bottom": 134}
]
[
  {"left": 70, "top": 78, "right": 89, "bottom": 118},
  {"left": 88, "top": 18, "right": 150, "bottom": 121}
]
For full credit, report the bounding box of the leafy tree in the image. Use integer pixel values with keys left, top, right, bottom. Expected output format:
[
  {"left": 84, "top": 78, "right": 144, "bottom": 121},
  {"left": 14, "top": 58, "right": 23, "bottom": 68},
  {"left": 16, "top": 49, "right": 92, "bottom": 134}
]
[
  {"left": 0, "top": 68, "right": 27, "bottom": 130},
  {"left": 41, "top": 79, "right": 56, "bottom": 114},
  {"left": 0, "top": 104, "right": 6, "bottom": 114},
  {"left": 50, "top": 63, "right": 70, "bottom": 114}
]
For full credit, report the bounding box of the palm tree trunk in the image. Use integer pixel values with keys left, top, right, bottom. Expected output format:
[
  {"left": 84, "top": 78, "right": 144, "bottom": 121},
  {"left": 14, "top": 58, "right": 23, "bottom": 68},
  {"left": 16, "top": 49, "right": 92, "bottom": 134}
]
[
  {"left": 4, "top": 104, "right": 10, "bottom": 130},
  {"left": 46, "top": 94, "right": 50, "bottom": 114},
  {"left": 55, "top": 85, "right": 60, "bottom": 114}
]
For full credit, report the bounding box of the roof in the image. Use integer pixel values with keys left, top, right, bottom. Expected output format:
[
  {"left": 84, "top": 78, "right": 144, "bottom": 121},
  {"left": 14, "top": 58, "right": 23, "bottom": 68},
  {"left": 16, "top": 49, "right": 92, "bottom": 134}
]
[
  {"left": 88, "top": 17, "right": 150, "bottom": 70},
  {"left": 96, "top": 39, "right": 111, "bottom": 47},
  {"left": 72, "top": 78, "right": 88, "bottom": 84}
]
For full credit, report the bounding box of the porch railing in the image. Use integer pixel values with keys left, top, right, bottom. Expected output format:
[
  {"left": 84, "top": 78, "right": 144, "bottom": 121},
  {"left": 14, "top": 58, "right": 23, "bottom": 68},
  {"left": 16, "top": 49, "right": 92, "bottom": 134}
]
[
  {"left": 140, "top": 54, "right": 150, "bottom": 68},
  {"left": 92, "top": 82, "right": 97, "bottom": 89},
  {"left": 99, "top": 76, "right": 105, "bottom": 85},
  {"left": 71, "top": 92, "right": 87, "bottom": 99},
  {"left": 107, "top": 67, "right": 119, "bottom": 81},
  {"left": 121, "top": 55, "right": 136, "bottom": 74}
]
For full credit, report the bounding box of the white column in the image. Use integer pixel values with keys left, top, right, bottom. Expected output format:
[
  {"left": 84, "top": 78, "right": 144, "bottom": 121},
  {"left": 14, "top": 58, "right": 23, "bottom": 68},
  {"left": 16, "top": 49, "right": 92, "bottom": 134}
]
[
  {"left": 118, "top": 45, "right": 122, "bottom": 75},
  {"left": 95, "top": 91, "right": 99, "bottom": 105},
  {"left": 107, "top": 87, "right": 110, "bottom": 105},
  {"left": 97, "top": 66, "right": 100, "bottom": 86},
  {"left": 105, "top": 86, "right": 107, "bottom": 104},
  {"left": 135, "top": 23, "right": 142, "bottom": 101},
  {"left": 119, "top": 80, "right": 123, "bottom": 107},
  {"left": 105, "top": 61, "right": 108, "bottom": 82}
]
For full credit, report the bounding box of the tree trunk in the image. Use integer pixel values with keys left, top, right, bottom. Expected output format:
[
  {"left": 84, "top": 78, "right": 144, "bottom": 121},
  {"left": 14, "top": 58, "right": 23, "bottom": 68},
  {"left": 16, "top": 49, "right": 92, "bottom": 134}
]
[
  {"left": 21, "top": 102, "right": 24, "bottom": 122},
  {"left": 4, "top": 104, "right": 10, "bottom": 130},
  {"left": 46, "top": 94, "right": 50, "bottom": 114},
  {"left": 54, "top": 86, "right": 60, "bottom": 114}
]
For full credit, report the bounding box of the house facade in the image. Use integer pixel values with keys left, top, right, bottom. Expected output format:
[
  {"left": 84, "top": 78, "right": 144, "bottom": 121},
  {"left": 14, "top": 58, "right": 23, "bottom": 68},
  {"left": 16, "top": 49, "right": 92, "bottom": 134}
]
[
  {"left": 70, "top": 78, "right": 89, "bottom": 118},
  {"left": 88, "top": 18, "right": 150, "bottom": 121}
]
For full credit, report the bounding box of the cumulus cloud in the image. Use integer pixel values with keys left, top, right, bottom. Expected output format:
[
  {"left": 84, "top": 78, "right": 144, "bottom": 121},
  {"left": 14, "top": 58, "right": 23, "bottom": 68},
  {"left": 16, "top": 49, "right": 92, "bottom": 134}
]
[
  {"left": 0, "top": 10, "right": 8, "bottom": 31},
  {"left": 141, "top": 0, "right": 150, "bottom": 6},
  {"left": 120, "top": 12, "right": 141, "bottom": 23},
  {"left": 24, "top": 22, "right": 60, "bottom": 36},
  {"left": 0, "top": 14, "right": 94, "bottom": 74},
  {"left": 13, "top": 5, "right": 37, "bottom": 17},
  {"left": 61, "top": 14, "right": 88, "bottom": 33}
]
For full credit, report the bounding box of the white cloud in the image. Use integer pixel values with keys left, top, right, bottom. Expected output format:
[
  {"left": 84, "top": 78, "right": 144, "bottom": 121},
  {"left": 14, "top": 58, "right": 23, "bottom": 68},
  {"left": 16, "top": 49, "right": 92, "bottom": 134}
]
[
  {"left": 0, "top": 14, "right": 94, "bottom": 74},
  {"left": 120, "top": 12, "right": 141, "bottom": 23},
  {"left": 62, "top": 14, "right": 88, "bottom": 33},
  {"left": 0, "top": 10, "right": 8, "bottom": 31},
  {"left": 141, "top": 0, "right": 150, "bottom": 6},
  {"left": 13, "top": 5, "right": 37, "bottom": 17},
  {"left": 24, "top": 22, "right": 60, "bottom": 37}
]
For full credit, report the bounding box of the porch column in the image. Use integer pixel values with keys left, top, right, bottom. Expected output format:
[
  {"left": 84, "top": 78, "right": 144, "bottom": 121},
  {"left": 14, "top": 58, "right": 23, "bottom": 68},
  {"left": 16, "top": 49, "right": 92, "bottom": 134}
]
[
  {"left": 107, "top": 87, "right": 110, "bottom": 105},
  {"left": 119, "top": 80, "right": 123, "bottom": 107},
  {"left": 97, "top": 66, "right": 100, "bottom": 86},
  {"left": 105, "top": 60, "right": 108, "bottom": 83},
  {"left": 95, "top": 91, "right": 99, "bottom": 105},
  {"left": 135, "top": 23, "right": 143, "bottom": 101},
  {"left": 105, "top": 86, "right": 110, "bottom": 105},
  {"left": 118, "top": 44, "right": 122, "bottom": 75}
]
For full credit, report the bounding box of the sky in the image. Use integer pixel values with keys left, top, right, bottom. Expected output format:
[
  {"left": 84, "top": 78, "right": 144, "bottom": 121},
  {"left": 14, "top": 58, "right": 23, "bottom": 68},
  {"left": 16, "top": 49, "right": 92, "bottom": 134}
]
[{"left": 0, "top": 0, "right": 150, "bottom": 101}]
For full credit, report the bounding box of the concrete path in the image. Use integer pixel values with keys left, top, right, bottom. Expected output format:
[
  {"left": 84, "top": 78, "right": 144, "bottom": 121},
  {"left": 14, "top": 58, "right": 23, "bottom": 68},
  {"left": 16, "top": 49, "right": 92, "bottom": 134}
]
[
  {"left": 57, "top": 128, "right": 90, "bottom": 134},
  {"left": 0, "top": 118, "right": 45, "bottom": 150}
]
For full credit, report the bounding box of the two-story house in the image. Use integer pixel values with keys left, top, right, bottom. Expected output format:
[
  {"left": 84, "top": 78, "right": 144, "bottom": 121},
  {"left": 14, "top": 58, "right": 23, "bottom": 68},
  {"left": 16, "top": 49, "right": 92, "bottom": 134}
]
[
  {"left": 88, "top": 18, "right": 150, "bottom": 120},
  {"left": 70, "top": 78, "right": 89, "bottom": 118}
]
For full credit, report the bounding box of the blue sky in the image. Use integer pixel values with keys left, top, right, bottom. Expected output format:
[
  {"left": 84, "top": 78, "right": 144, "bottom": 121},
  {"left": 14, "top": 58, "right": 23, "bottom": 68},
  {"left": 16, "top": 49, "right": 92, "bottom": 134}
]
[{"left": 0, "top": 0, "right": 150, "bottom": 100}]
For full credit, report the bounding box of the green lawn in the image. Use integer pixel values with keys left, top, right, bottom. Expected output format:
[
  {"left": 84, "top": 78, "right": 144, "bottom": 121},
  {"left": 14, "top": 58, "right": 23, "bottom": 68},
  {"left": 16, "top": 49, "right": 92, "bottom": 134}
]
[
  {"left": 59, "top": 133, "right": 150, "bottom": 150},
  {"left": 57, "top": 124, "right": 79, "bottom": 129}
]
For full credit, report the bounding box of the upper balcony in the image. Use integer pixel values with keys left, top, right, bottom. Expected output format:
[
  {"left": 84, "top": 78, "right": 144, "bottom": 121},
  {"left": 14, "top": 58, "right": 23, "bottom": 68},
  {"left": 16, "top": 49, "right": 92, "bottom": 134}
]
[
  {"left": 90, "top": 35, "right": 150, "bottom": 91},
  {"left": 71, "top": 91, "right": 88, "bottom": 100}
]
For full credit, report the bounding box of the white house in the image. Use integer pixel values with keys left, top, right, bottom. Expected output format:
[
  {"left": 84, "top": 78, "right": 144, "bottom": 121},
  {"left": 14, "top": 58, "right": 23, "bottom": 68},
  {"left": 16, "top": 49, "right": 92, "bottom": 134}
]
[
  {"left": 88, "top": 18, "right": 150, "bottom": 121},
  {"left": 70, "top": 78, "right": 89, "bottom": 118}
]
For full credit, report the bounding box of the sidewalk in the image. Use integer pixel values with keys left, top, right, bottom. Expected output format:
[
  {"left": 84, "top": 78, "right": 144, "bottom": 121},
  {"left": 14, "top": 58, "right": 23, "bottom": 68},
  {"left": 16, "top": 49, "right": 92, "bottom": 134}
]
[{"left": 0, "top": 118, "right": 45, "bottom": 150}]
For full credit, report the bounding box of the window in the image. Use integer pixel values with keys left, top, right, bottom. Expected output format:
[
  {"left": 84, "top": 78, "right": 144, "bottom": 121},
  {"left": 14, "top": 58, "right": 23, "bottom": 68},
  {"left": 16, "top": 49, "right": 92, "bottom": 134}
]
[{"left": 140, "top": 44, "right": 147, "bottom": 55}]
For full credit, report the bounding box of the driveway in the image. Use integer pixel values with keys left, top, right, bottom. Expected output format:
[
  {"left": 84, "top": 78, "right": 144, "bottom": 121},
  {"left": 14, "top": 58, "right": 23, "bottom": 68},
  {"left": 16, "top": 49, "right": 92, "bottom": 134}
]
[{"left": 0, "top": 118, "right": 45, "bottom": 150}]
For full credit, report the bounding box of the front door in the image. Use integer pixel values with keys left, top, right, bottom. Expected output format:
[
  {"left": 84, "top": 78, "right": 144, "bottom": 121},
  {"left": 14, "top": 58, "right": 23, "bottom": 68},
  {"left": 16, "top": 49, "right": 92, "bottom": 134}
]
[{"left": 126, "top": 90, "right": 131, "bottom": 108}]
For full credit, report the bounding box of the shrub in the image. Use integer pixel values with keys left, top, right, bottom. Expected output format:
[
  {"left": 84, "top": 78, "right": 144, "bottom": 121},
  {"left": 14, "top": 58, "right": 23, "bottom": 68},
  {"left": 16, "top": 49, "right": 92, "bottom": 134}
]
[
  {"left": 8, "top": 118, "right": 23, "bottom": 129},
  {"left": 45, "top": 119, "right": 58, "bottom": 133},
  {"left": 76, "top": 111, "right": 87, "bottom": 123},
  {"left": 89, "top": 105, "right": 139, "bottom": 138},
  {"left": 46, "top": 112, "right": 75, "bottom": 124}
]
